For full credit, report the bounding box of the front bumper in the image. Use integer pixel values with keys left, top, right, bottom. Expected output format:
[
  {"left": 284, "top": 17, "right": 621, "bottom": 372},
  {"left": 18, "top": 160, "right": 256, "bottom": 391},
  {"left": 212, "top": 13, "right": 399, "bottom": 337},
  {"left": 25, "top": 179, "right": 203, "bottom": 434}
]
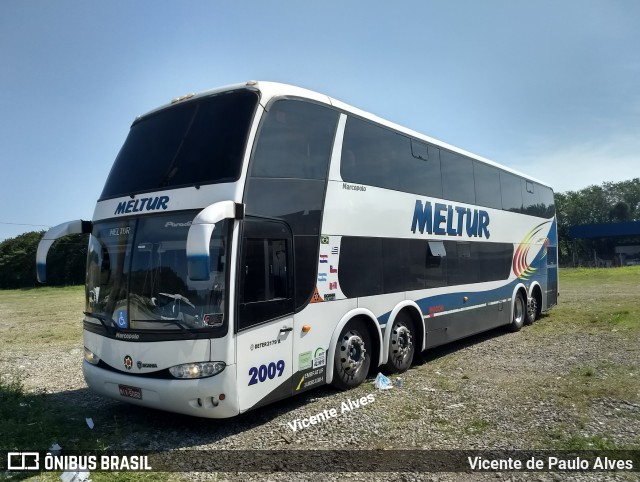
[{"left": 83, "top": 361, "right": 239, "bottom": 418}]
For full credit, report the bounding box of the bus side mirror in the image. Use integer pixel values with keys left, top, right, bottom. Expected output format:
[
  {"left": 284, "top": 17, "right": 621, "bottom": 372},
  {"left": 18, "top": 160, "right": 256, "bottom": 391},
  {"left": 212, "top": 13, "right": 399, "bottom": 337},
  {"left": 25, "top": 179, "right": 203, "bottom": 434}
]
[
  {"left": 37, "top": 220, "right": 92, "bottom": 283},
  {"left": 186, "top": 201, "right": 244, "bottom": 281}
]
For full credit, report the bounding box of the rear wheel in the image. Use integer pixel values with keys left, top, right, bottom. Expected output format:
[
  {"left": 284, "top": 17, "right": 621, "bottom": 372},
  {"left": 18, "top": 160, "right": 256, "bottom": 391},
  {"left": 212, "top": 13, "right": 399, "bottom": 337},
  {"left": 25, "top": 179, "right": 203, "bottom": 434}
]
[
  {"left": 525, "top": 295, "right": 537, "bottom": 325},
  {"left": 331, "top": 319, "right": 372, "bottom": 390},
  {"left": 382, "top": 313, "right": 415, "bottom": 374},
  {"left": 508, "top": 291, "right": 526, "bottom": 332}
]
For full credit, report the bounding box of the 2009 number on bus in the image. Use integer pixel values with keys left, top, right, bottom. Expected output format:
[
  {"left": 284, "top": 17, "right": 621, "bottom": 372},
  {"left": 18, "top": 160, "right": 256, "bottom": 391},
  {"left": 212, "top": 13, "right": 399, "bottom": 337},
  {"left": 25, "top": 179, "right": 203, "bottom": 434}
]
[{"left": 248, "top": 360, "right": 285, "bottom": 385}]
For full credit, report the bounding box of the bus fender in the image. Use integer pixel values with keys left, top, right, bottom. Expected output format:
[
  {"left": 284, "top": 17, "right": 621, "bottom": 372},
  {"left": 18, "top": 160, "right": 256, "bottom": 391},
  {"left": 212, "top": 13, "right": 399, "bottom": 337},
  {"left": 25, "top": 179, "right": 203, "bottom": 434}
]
[
  {"left": 382, "top": 301, "right": 425, "bottom": 363},
  {"left": 510, "top": 282, "right": 528, "bottom": 318},
  {"left": 325, "top": 308, "right": 383, "bottom": 385},
  {"left": 528, "top": 281, "right": 541, "bottom": 300}
]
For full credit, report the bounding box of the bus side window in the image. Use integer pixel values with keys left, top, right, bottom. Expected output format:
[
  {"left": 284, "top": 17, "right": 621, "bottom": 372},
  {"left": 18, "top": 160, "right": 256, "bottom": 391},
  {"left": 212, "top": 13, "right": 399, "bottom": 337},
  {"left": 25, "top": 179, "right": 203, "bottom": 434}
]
[
  {"left": 238, "top": 219, "right": 294, "bottom": 330},
  {"left": 522, "top": 180, "right": 541, "bottom": 216},
  {"left": 242, "top": 239, "right": 270, "bottom": 302},
  {"left": 500, "top": 171, "right": 523, "bottom": 213},
  {"left": 241, "top": 238, "right": 288, "bottom": 302}
]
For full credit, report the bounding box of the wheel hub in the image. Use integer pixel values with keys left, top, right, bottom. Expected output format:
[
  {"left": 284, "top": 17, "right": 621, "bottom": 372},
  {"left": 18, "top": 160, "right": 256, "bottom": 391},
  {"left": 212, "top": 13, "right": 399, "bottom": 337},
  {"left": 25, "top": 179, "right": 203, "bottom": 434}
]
[
  {"left": 527, "top": 297, "right": 537, "bottom": 319},
  {"left": 339, "top": 331, "right": 366, "bottom": 373},
  {"left": 391, "top": 324, "right": 413, "bottom": 360}
]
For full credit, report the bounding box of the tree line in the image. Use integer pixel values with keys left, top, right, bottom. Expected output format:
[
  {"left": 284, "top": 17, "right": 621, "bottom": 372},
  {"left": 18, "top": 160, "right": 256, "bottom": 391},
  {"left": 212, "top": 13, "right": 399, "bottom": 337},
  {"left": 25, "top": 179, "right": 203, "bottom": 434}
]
[
  {"left": 0, "top": 178, "right": 638, "bottom": 289},
  {"left": 556, "top": 178, "right": 640, "bottom": 264},
  {"left": 0, "top": 231, "right": 88, "bottom": 288}
]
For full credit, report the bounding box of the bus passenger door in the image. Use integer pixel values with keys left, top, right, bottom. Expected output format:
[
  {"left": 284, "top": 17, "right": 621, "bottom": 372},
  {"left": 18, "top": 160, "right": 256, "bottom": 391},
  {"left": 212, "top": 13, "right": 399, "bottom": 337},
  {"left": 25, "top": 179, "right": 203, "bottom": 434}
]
[
  {"left": 235, "top": 219, "right": 295, "bottom": 412},
  {"left": 546, "top": 245, "right": 558, "bottom": 308}
]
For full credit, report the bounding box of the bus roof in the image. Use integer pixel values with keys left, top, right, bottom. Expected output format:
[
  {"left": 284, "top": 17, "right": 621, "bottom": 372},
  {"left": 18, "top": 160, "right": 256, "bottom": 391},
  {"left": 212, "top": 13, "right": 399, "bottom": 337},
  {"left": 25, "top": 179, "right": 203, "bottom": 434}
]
[{"left": 142, "top": 80, "right": 552, "bottom": 190}]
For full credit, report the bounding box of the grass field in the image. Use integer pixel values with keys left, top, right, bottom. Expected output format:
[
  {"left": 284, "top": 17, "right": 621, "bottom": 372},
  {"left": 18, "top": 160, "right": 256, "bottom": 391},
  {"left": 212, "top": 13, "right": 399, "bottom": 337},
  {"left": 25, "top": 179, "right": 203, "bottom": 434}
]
[
  {"left": 0, "top": 286, "right": 178, "bottom": 481},
  {"left": 0, "top": 286, "right": 84, "bottom": 350},
  {"left": 1, "top": 266, "right": 639, "bottom": 480},
  {"left": 534, "top": 266, "right": 640, "bottom": 333}
]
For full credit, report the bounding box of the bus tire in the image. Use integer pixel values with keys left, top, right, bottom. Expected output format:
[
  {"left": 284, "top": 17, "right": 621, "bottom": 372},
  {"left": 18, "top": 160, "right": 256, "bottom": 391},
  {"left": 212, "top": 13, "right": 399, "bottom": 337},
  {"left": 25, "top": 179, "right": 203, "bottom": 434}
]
[
  {"left": 508, "top": 291, "right": 526, "bottom": 332},
  {"left": 382, "top": 312, "right": 415, "bottom": 374},
  {"left": 331, "top": 319, "right": 372, "bottom": 390},
  {"left": 525, "top": 296, "right": 537, "bottom": 325}
]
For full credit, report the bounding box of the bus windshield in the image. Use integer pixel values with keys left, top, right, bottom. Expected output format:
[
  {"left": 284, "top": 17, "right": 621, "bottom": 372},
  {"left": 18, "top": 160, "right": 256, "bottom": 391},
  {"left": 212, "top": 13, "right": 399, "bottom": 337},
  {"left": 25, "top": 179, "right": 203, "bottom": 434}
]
[
  {"left": 100, "top": 89, "right": 259, "bottom": 200},
  {"left": 85, "top": 212, "right": 229, "bottom": 333}
]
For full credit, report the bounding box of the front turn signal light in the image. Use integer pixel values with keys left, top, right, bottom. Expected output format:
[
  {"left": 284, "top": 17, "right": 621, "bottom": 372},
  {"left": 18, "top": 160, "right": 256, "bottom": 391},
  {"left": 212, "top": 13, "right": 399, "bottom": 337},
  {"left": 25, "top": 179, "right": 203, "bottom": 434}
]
[{"left": 84, "top": 347, "right": 100, "bottom": 365}]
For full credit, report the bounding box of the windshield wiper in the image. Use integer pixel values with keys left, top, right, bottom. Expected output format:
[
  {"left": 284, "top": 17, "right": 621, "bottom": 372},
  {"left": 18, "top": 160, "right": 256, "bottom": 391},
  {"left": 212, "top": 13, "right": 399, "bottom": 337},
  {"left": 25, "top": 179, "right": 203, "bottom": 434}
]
[
  {"left": 136, "top": 318, "right": 196, "bottom": 337},
  {"left": 83, "top": 311, "right": 117, "bottom": 335}
]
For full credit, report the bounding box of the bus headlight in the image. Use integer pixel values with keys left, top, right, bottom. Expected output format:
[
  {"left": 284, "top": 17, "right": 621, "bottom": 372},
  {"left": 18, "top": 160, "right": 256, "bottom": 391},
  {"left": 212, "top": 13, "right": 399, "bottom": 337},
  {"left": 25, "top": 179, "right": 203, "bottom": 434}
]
[
  {"left": 169, "top": 361, "right": 226, "bottom": 379},
  {"left": 84, "top": 347, "right": 100, "bottom": 365}
]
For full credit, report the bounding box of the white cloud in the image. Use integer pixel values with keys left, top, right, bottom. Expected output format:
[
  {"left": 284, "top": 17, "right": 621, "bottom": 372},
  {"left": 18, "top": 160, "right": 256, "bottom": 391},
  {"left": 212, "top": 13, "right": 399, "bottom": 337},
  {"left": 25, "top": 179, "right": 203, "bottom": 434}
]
[{"left": 507, "top": 133, "right": 640, "bottom": 192}]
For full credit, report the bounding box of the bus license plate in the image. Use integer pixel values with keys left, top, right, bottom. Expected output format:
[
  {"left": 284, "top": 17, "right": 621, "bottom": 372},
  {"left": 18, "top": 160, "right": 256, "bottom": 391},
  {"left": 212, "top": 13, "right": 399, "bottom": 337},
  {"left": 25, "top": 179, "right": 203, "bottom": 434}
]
[{"left": 118, "top": 384, "right": 142, "bottom": 400}]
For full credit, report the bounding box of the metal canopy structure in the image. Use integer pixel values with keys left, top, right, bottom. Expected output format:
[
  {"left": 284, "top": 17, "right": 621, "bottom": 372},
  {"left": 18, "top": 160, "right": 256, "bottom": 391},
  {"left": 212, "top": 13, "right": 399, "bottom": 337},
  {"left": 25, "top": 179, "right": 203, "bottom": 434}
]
[{"left": 568, "top": 221, "right": 640, "bottom": 239}]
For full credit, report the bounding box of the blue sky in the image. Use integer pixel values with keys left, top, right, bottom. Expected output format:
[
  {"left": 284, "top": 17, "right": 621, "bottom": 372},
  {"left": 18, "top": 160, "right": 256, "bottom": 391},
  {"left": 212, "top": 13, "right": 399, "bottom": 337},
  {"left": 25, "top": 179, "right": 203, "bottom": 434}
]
[{"left": 1, "top": 1, "right": 639, "bottom": 241}]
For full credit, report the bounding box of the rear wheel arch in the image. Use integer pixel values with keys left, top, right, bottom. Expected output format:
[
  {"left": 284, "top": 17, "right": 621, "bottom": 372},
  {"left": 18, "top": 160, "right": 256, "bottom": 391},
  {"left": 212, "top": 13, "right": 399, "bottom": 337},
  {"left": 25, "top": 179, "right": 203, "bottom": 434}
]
[
  {"left": 325, "top": 310, "right": 382, "bottom": 386},
  {"left": 382, "top": 303, "right": 425, "bottom": 363},
  {"left": 508, "top": 286, "right": 528, "bottom": 332},
  {"left": 528, "top": 283, "right": 543, "bottom": 321}
]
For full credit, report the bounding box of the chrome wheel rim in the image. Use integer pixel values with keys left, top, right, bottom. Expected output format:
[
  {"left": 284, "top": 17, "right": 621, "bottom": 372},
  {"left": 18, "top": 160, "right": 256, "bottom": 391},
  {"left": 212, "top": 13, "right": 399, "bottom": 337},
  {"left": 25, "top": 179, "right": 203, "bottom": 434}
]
[
  {"left": 527, "top": 297, "right": 537, "bottom": 320},
  {"left": 338, "top": 330, "right": 366, "bottom": 375},
  {"left": 391, "top": 322, "right": 413, "bottom": 363}
]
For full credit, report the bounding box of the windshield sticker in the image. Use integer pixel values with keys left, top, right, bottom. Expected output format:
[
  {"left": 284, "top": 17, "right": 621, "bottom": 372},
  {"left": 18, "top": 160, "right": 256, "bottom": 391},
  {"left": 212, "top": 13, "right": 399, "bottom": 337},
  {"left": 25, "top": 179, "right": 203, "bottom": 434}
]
[
  {"left": 108, "top": 227, "right": 131, "bottom": 237},
  {"left": 116, "top": 310, "right": 128, "bottom": 329},
  {"left": 203, "top": 313, "right": 224, "bottom": 327}
]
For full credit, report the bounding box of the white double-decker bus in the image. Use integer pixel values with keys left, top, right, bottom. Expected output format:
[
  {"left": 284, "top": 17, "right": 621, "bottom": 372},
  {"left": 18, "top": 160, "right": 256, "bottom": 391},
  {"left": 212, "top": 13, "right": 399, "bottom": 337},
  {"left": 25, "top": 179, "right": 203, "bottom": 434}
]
[{"left": 37, "top": 81, "right": 558, "bottom": 418}]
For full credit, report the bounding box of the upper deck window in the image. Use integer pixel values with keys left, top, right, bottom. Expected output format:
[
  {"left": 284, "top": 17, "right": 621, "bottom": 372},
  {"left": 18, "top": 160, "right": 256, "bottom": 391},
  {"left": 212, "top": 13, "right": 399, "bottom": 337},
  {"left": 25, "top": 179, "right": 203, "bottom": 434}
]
[
  {"left": 340, "top": 116, "right": 443, "bottom": 198},
  {"left": 100, "top": 90, "right": 259, "bottom": 200},
  {"left": 473, "top": 161, "right": 502, "bottom": 210},
  {"left": 249, "top": 99, "right": 338, "bottom": 180}
]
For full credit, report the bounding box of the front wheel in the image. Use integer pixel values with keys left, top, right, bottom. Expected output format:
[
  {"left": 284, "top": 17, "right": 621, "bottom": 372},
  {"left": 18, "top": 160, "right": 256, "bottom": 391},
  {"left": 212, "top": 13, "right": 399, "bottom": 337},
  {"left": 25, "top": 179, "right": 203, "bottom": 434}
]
[
  {"left": 382, "top": 314, "right": 415, "bottom": 374},
  {"left": 508, "top": 291, "right": 526, "bottom": 332},
  {"left": 331, "top": 319, "right": 372, "bottom": 390}
]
